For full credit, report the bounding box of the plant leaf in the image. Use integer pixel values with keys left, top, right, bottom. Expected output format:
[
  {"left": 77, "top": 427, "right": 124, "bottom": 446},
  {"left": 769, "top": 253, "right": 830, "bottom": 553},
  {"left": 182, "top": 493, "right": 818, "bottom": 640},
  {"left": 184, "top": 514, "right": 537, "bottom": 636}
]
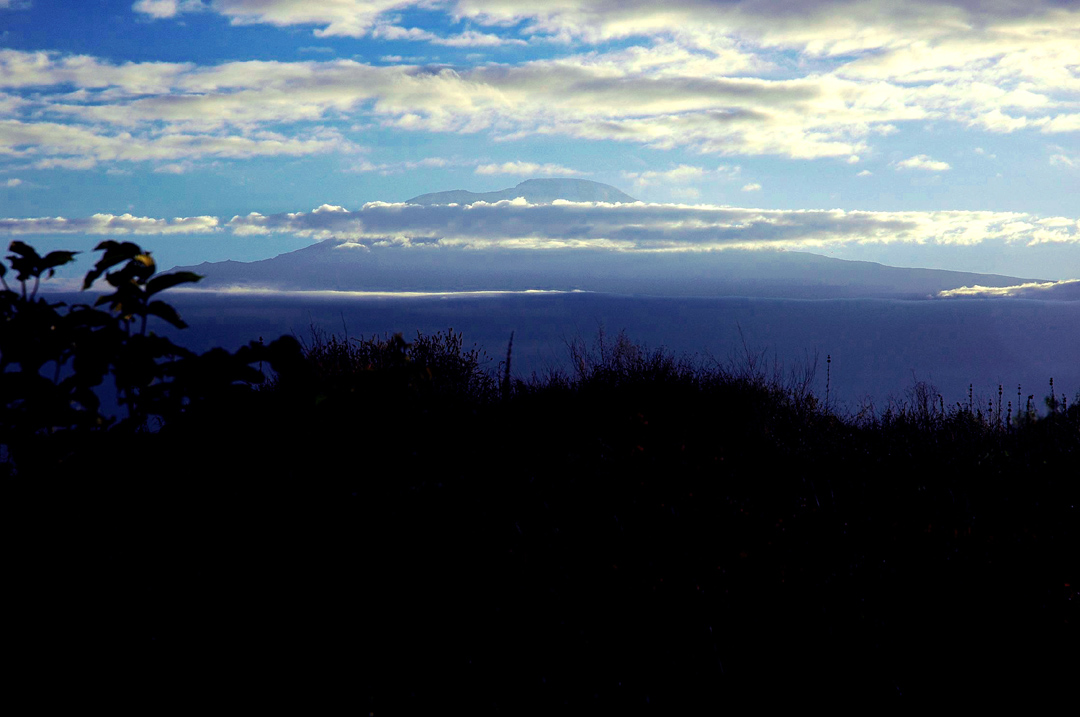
[
  {"left": 83, "top": 241, "right": 145, "bottom": 289},
  {"left": 147, "top": 300, "right": 187, "bottom": 329},
  {"left": 146, "top": 272, "right": 203, "bottom": 297}
]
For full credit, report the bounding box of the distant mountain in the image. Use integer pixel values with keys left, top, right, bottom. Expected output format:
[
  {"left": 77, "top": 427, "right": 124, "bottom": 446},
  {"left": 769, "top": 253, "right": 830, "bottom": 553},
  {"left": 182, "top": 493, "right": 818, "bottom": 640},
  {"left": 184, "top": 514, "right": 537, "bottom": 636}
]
[
  {"left": 406, "top": 178, "right": 637, "bottom": 205},
  {"left": 167, "top": 178, "right": 1058, "bottom": 300},
  {"left": 173, "top": 241, "right": 1047, "bottom": 300}
]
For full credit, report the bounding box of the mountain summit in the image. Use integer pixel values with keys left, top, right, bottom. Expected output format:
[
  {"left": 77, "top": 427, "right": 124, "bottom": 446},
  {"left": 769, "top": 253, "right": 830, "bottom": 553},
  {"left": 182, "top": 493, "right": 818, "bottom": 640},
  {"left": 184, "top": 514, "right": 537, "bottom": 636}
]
[{"left": 406, "top": 178, "right": 637, "bottom": 205}]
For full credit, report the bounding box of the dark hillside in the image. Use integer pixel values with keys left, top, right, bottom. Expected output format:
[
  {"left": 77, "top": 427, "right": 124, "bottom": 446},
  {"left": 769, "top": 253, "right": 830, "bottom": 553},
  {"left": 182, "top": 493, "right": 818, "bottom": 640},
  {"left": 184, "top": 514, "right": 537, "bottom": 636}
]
[{"left": 5, "top": 243, "right": 1075, "bottom": 709}]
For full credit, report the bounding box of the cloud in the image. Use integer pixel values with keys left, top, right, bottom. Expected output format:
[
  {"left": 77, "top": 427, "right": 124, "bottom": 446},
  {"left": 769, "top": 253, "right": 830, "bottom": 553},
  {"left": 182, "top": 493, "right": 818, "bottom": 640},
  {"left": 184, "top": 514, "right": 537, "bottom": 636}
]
[
  {"left": 894, "top": 154, "right": 951, "bottom": 171},
  {"left": 0, "top": 213, "right": 220, "bottom": 235},
  {"left": 857, "top": 170, "right": 872, "bottom": 177},
  {"left": 7, "top": 201, "right": 1078, "bottom": 252},
  {"left": 218, "top": 201, "right": 1080, "bottom": 251},
  {"left": 937, "top": 279, "right": 1080, "bottom": 299},
  {"left": 153, "top": 161, "right": 196, "bottom": 174},
  {"left": 476, "top": 161, "right": 586, "bottom": 176},
  {"left": 741, "top": 183, "right": 762, "bottom": 192},
  {"left": 132, "top": 0, "right": 205, "bottom": 19},
  {"left": 5, "top": 1, "right": 1079, "bottom": 171},
  {"left": 352, "top": 156, "right": 466, "bottom": 174},
  {"left": 622, "top": 164, "right": 739, "bottom": 187},
  {"left": 166, "top": 1, "right": 1078, "bottom": 54},
  {"left": 3, "top": 178, "right": 21, "bottom": 187},
  {"left": 206, "top": 0, "right": 413, "bottom": 37},
  {"left": 372, "top": 24, "right": 526, "bottom": 47},
  {"left": 1, "top": 119, "right": 356, "bottom": 168}
]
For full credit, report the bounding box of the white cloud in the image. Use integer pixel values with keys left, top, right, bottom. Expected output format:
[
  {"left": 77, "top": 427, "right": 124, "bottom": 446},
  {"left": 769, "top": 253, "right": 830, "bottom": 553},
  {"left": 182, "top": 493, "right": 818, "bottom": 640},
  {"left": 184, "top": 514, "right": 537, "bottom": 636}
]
[
  {"left": 0, "top": 119, "right": 357, "bottom": 169},
  {"left": 352, "top": 156, "right": 463, "bottom": 174},
  {"left": 219, "top": 201, "right": 1080, "bottom": 251},
  {"left": 475, "top": 161, "right": 586, "bottom": 176},
  {"left": 170, "top": 1, "right": 1078, "bottom": 56},
  {"left": 154, "top": 161, "right": 196, "bottom": 174},
  {"left": 0, "top": 213, "right": 220, "bottom": 235},
  {"left": 857, "top": 170, "right": 872, "bottom": 177},
  {"left": 741, "top": 183, "right": 761, "bottom": 192},
  {"left": 3, "top": 178, "right": 21, "bottom": 187},
  {"left": 1050, "top": 154, "right": 1075, "bottom": 167},
  {"left": 372, "top": 24, "right": 526, "bottom": 47},
  {"left": 1041, "top": 114, "right": 1080, "bottom": 133},
  {"left": 132, "top": 0, "right": 206, "bottom": 19},
  {"left": 937, "top": 279, "right": 1080, "bottom": 299},
  {"left": 208, "top": 0, "right": 413, "bottom": 38},
  {"left": 894, "top": 154, "right": 951, "bottom": 171},
  {"left": 622, "top": 164, "right": 727, "bottom": 187},
  {"left": 4, "top": 1, "right": 1078, "bottom": 172},
  {"left": 8, "top": 202, "right": 1078, "bottom": 252}
]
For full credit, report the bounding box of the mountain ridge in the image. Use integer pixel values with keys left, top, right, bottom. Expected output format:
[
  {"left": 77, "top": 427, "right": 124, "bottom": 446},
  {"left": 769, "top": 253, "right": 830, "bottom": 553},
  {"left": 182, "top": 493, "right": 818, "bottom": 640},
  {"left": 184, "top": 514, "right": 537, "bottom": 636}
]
[
  {"left": 406, "top": 178, "right": 637, "bottom": 205},
  {"left": 173, "top": 242, "right": 1049, "bottom": 300},
  {"left": 165, "top": 179, "right": 1064, "bottom": 300}
]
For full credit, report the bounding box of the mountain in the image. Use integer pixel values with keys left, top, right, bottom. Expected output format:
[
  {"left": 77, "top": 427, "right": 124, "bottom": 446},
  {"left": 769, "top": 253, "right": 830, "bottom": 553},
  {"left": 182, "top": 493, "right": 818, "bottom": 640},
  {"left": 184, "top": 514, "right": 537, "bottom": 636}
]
[
  {"left": 406, "top": 178, "right": 637, "bottom": 205},
  {"left": 173, "top": 241, "right": 1045, "bottom": 300},
  {"left": 167, "top": 179, "right": 1055, "bottom": 300}
]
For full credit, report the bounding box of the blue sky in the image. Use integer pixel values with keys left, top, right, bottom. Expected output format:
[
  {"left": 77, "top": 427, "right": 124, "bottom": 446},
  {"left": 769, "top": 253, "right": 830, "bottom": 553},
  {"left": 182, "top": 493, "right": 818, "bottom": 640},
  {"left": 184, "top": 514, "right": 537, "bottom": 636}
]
[{"left": 2, "top": 0, "right": 1077, "bottom": 281}]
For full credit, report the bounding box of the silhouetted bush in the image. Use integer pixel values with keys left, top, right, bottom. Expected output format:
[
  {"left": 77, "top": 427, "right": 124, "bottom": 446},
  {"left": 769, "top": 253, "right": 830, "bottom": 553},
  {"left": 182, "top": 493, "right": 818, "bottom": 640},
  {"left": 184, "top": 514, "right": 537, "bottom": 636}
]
[{"left": 0, "top": 240, "right": 303, "bottom": 476}]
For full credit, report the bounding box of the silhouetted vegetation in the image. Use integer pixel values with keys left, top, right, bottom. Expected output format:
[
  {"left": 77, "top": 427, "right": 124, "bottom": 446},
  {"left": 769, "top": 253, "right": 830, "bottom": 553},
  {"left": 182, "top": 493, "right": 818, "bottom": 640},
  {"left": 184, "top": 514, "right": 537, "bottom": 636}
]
[{"left": 4, "top": 242, "right": 1075, "bottom": 708}]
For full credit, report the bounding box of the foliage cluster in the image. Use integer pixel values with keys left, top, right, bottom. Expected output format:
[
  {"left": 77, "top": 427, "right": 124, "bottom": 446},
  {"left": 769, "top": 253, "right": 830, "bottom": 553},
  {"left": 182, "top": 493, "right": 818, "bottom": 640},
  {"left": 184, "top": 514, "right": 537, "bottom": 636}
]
[{"left": 0, "top": 240, "right": 302, "bottom": 475}]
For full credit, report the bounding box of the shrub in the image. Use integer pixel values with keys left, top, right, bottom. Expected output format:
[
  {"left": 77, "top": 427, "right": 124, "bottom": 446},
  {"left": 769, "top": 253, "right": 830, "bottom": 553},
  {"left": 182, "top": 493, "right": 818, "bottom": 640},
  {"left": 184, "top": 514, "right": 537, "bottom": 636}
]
[{"left": 0, "top": 240, "right": 302, "bottom": 476}]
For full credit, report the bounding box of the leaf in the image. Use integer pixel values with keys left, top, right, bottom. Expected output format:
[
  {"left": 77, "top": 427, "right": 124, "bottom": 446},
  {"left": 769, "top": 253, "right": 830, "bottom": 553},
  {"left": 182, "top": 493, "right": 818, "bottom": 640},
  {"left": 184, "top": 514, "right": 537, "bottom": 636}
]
[
  {"left": 146, "top": 272, "right": 203, "bottom": 297},
  {"left": 83, "top": 241, "right": 145, "bottom": 290},
  {"left": 8, "top": 240, "right": 41, "bottom": 261},
  {"left": 147, "top": 300, "right": 187, "bottom": 329},
  {"left": 42, "top": 250, "right": 79, "bottom": 270}
]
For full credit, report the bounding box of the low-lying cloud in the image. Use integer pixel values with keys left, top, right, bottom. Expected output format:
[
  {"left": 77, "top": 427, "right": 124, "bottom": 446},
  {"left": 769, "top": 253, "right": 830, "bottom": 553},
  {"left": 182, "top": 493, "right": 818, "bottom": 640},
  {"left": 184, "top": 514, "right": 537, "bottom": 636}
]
[
  {"left": 0, "top": 213, "right": 220, "bottom": 234},
  {"left": 8, "top": 201, "right": 1075, "bottom": 251},
  {"left": 937, "top": 279, "right": 1080, "bottom": 299}
]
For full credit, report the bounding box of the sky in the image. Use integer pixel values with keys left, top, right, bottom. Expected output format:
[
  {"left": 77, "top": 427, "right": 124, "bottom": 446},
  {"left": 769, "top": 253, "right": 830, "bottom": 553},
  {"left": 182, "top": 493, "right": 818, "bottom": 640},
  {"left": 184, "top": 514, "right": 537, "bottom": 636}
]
[{"left": 1, "top": 0, "right": 1078, "bottom": 282}]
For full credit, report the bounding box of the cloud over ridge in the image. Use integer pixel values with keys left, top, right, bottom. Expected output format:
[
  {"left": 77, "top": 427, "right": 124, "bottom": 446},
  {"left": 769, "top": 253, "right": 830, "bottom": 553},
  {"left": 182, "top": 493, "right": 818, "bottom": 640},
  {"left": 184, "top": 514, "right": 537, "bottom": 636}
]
[{"left": 7, "top": 201, "right": 1076, "bottom": 251}]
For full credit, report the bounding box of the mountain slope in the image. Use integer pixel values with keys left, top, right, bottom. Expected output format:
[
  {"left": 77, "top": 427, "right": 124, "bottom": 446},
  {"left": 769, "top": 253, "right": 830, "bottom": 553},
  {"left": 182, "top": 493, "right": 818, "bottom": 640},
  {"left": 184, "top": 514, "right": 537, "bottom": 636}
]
[
  {"left": 406, "top": 178, "right": 637, "bottom": 205},
  {"left": 168, "top": 179, "right": 1053, "bottom": 299},
  {"left": 173, "top": 241, "right": 1044, "bottom": 300}
]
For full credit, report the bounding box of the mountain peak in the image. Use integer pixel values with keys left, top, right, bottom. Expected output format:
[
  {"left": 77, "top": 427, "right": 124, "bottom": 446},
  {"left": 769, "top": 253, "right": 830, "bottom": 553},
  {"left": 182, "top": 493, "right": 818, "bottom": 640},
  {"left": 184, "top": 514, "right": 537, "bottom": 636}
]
[{"left": 405, "top": 178, "right": 637, "bottom": 205}]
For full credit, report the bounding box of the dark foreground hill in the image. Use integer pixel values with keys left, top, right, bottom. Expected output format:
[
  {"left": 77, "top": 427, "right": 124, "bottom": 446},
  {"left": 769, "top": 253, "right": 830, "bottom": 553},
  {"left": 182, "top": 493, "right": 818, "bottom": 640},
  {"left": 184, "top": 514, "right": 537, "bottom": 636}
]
[
  {"left": 6, "top": 243, "right": 1075, "bottom": 709},
  {"left": 15, "top": 329, "right": 1076, "bottom": 709}
]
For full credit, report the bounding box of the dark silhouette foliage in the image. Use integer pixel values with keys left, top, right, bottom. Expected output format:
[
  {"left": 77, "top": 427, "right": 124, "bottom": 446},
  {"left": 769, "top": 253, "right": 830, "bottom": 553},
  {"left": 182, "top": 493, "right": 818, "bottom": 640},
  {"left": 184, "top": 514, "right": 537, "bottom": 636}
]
[
  {"left": 0, "top": 240, "right": 303, "bottom": 475},
  {"left": 4, "top": 241, "right": 1076, "bottom": 709}
]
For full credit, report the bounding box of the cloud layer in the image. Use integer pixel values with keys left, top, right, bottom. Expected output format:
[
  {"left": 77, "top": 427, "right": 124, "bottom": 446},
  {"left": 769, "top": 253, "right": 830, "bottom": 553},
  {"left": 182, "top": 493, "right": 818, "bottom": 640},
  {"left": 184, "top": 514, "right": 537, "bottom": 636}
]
[
  {"left": 4, "top": 0, "right": 1076, "bottom": 172},
  {"left": 7, "top": 201, "right": 1077, "bottom": 251}
]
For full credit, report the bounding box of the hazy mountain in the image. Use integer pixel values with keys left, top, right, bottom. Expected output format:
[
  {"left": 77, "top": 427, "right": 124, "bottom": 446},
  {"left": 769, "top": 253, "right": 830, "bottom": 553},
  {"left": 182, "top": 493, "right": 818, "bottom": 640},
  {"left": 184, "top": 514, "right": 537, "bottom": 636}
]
[
  {"left": 173, "top": 241, "right": 1045, "bottom": 300},
  {"left": 168, "top": 179, "right": 1055, "bottom": 300},
  {"left": 406, "top": 178, "right": 637, "bottom": 205}
]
